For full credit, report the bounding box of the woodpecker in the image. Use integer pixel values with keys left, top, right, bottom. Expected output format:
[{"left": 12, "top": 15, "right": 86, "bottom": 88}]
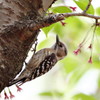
[{"left": 9, "top": 35, "right": 67, "bottom": 86}]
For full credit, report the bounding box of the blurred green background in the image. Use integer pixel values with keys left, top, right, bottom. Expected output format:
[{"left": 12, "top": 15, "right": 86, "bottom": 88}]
[{"left": 35, "top": 0, "right": 100, "bottom": 100}]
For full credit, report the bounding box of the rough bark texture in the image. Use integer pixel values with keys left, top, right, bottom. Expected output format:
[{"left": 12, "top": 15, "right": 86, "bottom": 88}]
[{"left": 0, "top": 0, "right": 57, "bottom": 92}]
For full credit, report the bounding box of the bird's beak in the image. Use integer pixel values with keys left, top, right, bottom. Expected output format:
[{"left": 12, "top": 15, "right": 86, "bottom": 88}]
[
  {"left": 56, "top": 35, "right": 60, "bottom": 44},
  {"left": 52, "top": 35, "right": 60, "bottom": 50}
]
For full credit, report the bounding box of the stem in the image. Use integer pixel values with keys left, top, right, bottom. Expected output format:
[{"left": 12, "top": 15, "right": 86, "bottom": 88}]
[
  {"left": 90, "top": 19, "right": 97, "bottom": 57},
  {"left": 83, "top": 0, "right": 92, "bottom": 13}
]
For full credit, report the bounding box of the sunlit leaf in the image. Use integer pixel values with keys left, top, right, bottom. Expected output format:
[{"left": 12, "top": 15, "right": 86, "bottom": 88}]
[
  {"left": 52, "top": 17, "right": 86, "bottom": 38},
  {"left": 49, "top": 6, "right": 72, "bottom": 13},
  {"left": 42, "top": 24, "right": 55, "bottom": 36},
  {"left": 96, "top": 7, "right": 100, "bottom": 16},
  {"left": 98, "top": 74, "right": 100, "bottom": 88},
  {"left": 61, "top": 57, "right": 79, "bottom": 73},
  {"left": 53, "top": 22, "right": 65, "bottom": 37},
  {"left": 96, "top": 27, "right": 100, "bottom": 35},
  {"left": 73, "top": 0, "right": 94, "bottom": 14},
  {"left": 73, "top": 93, "right": 96, "bottom": 100},
  {"left": 37, "top": 36, "right": 55, "bottom": 50},
  {"left": 67, "top": 66, "right": 90, "bottom": 88},
  {"left": 39, "top": 92, "right": 53, "bottom": 96},
  {"left": 92, "top": 55, "right": 100, "bottom": 69},
  {"left": 39, "top": 91, "right": 64, "bottom": 97}
]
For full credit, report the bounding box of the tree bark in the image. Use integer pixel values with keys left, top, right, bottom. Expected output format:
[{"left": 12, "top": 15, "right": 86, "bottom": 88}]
[{"left": 0, "top": 0, "right": 57, "bottom": 92}]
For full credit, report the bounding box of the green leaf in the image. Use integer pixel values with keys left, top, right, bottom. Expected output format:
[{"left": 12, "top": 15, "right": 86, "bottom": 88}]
[
  {"left": 62, "top": 17, "right": 87, "bottom": 40},
  {"left": 39, "top": 91, "right": 64, "bottom": 97},
  {"left": 96, "top": 7, "right": 100, "bottom": 15},
  {"left": 52, "top": 17, "right": 86, "bottom": 38},
  {"left": 98, "top": 75, "right": 100, "bottom": 88},
  {"left": 92, "top": 56, "right": 100, "bottom": 69},
  {"left": 42, "top": 24, "right": 55, "bottom": 36},
  {"left": 49, "top": 6, "right": 72, "bottom": 13},
  {"left": 95, "top": 27, "right": 100, "bottom": 35},
  {"left": 53, "top": 22, "right": 65, "bottom": 37},
  {"left": 73, "top": 93, "right": 96, "bottom": 100},
  {"left": 37, "top": 36, "right": 55, "bottom": 50},
  {"left": 67, "top": 66, "right": 90, "bottom": 88},
  {"left": 61, "top": 57, "right": 79, "bottom": 74},
  {"left": 73, "top": 0, "right": 94, "bottom": 14},
  {"left": 39, "top": 92, "right": 53, "bottom": 96}
]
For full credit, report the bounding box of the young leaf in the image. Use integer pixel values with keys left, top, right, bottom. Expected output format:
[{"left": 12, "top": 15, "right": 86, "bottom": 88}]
[
  {"left": 96, "top": 7, "right": 100, "bottom": 16},
  {"left": 95, "top": 27, "right": 100, "bottom": 36},
  {"left": 39, "top": 91, "right": 64, "bottom": 97},
  {"left": 73, "top": 93, "right": 96, "bottom": 100},
  {"left": 49, "top": 6, "right": 72, "bottom": 13},
  {"left": 98, "top": 75, "right": 100, "bottom": 88},
  {"left": 73, "top": 0, "right": 94, "bottom": 14},
  {"left": 42, "top": 24, "right": 55, "bottom": 36}
]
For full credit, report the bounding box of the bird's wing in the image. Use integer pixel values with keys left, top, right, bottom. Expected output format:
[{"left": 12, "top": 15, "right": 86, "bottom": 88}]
[
  {"left": 32, "top": 52, "right": 57, "bottom": 79},
  {"left": 27, "top": 49, "right": 46, "bottom": 70},
  {"left": 27, "top": 48, "right": 55, "bottom": 70}
]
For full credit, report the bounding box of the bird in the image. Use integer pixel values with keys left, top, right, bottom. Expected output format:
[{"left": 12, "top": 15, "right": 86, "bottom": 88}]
[{"left": 9, "top": 35, "right": 67, "bottom": 86}]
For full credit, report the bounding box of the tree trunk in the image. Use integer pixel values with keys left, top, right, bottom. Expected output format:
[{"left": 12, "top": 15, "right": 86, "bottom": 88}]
[{"left": 0, "top": 0, "right": 57, "bottom": 92}]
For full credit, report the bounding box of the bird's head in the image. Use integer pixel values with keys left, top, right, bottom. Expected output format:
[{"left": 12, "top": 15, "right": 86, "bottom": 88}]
[{"left": 52, "top": 35, "right": 67, "bottom": 60}]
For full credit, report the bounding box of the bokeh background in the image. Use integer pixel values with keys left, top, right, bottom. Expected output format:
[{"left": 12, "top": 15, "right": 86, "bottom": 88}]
[{"left": 1, "top": 0, "right": 100, "bottom": 100}]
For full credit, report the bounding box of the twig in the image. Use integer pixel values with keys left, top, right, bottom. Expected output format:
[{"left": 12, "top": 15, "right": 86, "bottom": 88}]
[
  {"left": 95, "top": 23, "right": 100, "bottom": 26},
  {"left": 83, "top": 0, "right": 92, "bottom": 13},
  {"left": 89, "top": 19, "right": 98, "bottom": 59}
]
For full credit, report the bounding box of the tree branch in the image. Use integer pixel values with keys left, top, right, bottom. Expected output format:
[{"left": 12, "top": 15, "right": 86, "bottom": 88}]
[
  {"left": 83, "top": 0, "right": 92, "bottom": 13},
  {"left": 27, "top": 12, "right": 100, "bottom": 31}
]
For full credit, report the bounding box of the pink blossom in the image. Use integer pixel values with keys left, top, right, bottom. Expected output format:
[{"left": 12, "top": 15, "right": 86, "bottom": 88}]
[
  {"left": 16, "top": 85, "right": 22, "bottom": 92},
  {"left": 8, "top": 88, "right": 15, "bottom": 99},
  {"left": 4, "top": 91, "right": 9, "bottom": 100},
  {"left": 88, "top": 44, "right": 92, "bottom": 49},
  {"left": 73, "top": 48, "right": 81, "bottom": 55},
  {"left": 9, "top": 91, "right": 15, "bottom": 99},
  {"left": 88, "top": 56, "right": 92, "bottom": 64},
  {"left": 69, "top": 6, "right": 77, "bottom": 11},
  {"left": 60, "top": 21, "right": 66, "bottom": 26}
]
